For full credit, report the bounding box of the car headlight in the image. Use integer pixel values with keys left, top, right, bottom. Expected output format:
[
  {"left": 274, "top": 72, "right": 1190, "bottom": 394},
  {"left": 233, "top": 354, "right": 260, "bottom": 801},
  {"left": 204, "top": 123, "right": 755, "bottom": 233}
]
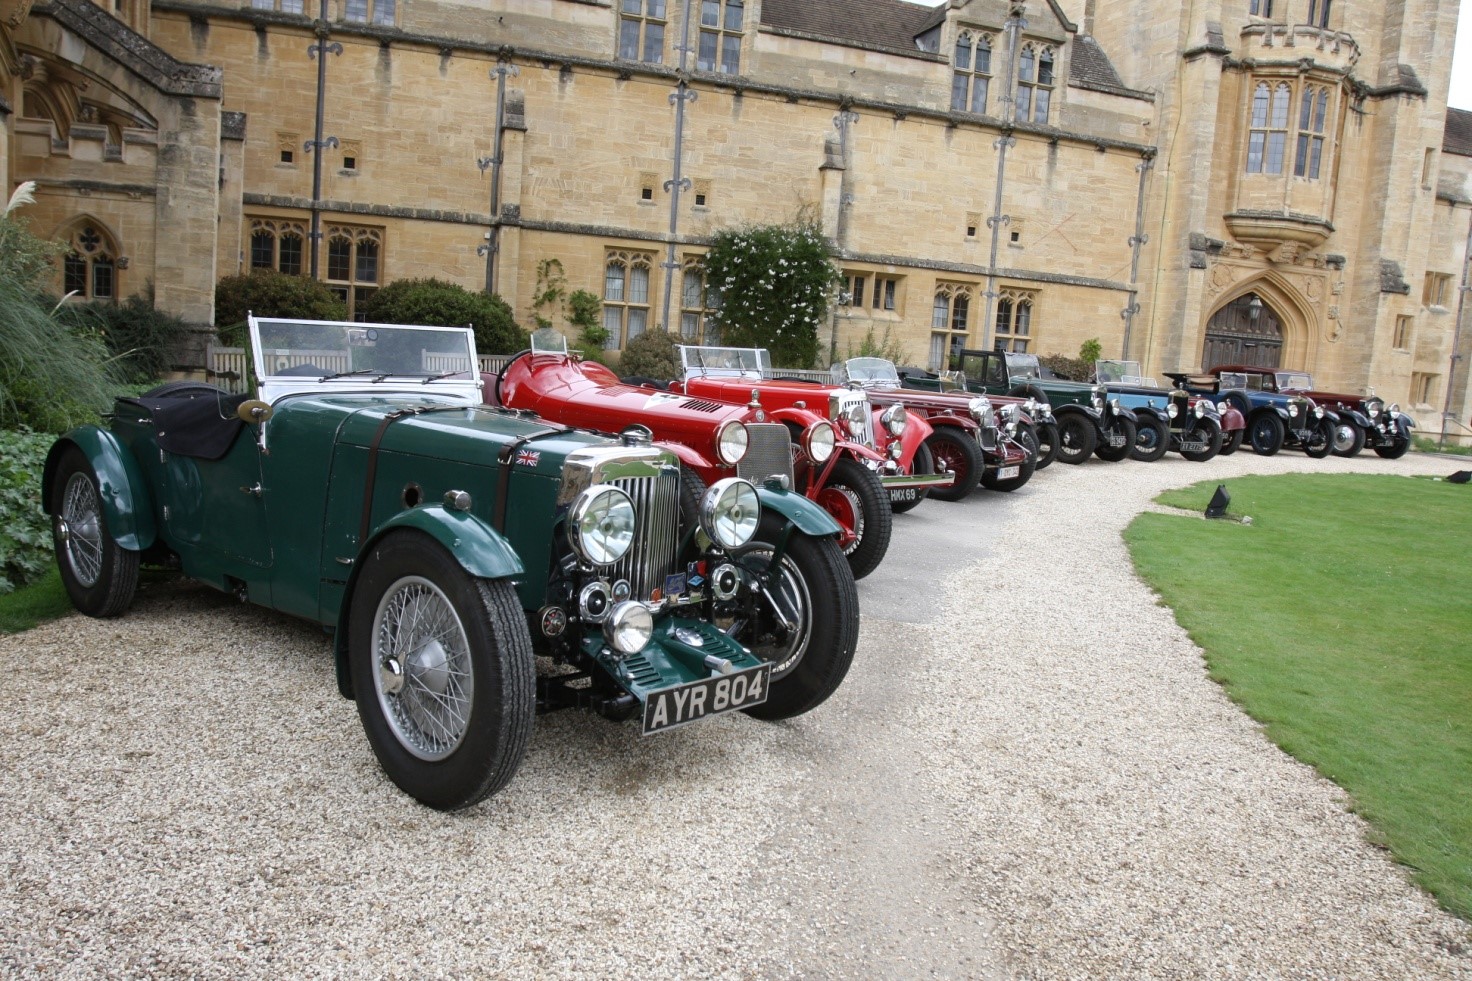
[
  {"left": 1367, "top": 402, "right": 1381, "bottom": 418},
  {"left": 968, "top": 397, "right": 992, "bottom": 421},
  {"left": 881, "top": 404, "right": 907, "bottom": 436},
  {"left": 1193, "top": 402, "right": 1205, "bottom": 418},
  {"left": 603, "top": 601, "right": 653, "bottom": 655},
  {"left": 1313, "top": 406, "right": 1325, "bottom": 418},
  {"left": 804, "top": 421, "right": 836, "bottom": 463},
  {"left": 1091, "top": 396, "right": 1103, "bottom": 410},
  {"left": 847, "top": 402, "right": 867, "bottom": 432},
  {"left": 1389, "top": 402, "right": 1400, "bottom": 416},
  {"left": 1110, "top": 398, "right": 1122, "bottom": 412},
  {"left": 715, "top": 420, "right": 749, "bottom": 466},
  {"left": 700, "top": 478, "right": 760, "bottom": 550},
  {"left": 1167, "top": 404, "right": 1178, "bottom": 419},
  {"left": 1288, "top": 403, "right": 1299, "bottom": 418},
  {"left": 568, "top": 485, "right": 636, "bottom": 566},
  {"left": 1002, "top": 402, "right": 1020, "bottom": 422}
]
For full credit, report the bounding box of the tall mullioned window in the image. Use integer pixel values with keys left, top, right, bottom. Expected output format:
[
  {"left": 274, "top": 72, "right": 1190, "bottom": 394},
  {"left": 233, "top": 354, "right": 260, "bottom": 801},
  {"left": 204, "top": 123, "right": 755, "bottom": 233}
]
[
  {"left": 680, "top": 258, "right": 720, "bottom": 344},
  {"left": 618, "top": 0, "right": 666, "bottom": 64},
  {"left": 325, "top": 225, "right": 382, "bottom": 319},
  {"left": 62, "top": 224, "right": 118, "bottom": 301},
  {"left": 930, "top": 283, "right": 974, "bottom": 370},
  {"left": 697, "top": 0, "right": 743, "bottom": 74},
  {"left": 603, "top": 251, "right": 653, "bottom": 349},
  {"left": 950, "top": 31, "right": 992, "bottom": 114},
  {"left": 1294, "top": 85, "right": 1330, "bottom": 179},
  {"left": 1015, "top": 45, "right": 1054, "bottom": 124},
  {"left": 248, "top": 218, "right": 306, "bottom": 276},
  {"left": 1249, "top": 0, "right": 1273, "bottom": 15},
  {"left": 1247, "top": 81, "right": 1291, "bottom": 174},
  {"left": 1306, "top": 0, "right": 1331, "bottom": 28},
  {"left": 994, "top": 289, "right": 1035, "bottom": 352}
]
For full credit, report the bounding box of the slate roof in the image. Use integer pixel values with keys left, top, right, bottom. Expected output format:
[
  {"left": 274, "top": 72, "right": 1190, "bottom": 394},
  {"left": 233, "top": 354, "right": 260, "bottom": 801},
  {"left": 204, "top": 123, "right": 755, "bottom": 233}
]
[
  {"left": 1446, "top": 107, "right": 1472, "bottom": 158},
  {"left": 1069, "top": 35, "right": 1126, "bottom": 90},
  {"left": 760, "top": 0, "right": 946, "bottom": 54}
]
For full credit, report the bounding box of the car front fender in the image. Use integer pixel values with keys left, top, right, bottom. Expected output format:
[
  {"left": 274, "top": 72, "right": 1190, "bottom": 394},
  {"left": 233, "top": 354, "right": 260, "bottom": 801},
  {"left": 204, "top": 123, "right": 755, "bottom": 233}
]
[
  {"left": 43, "top": 427, "right": 156, "bottom": 552},
  {"left": 1218, "top": 405, "right": 1246, "bottom": 431},
  {"left": 1054, "top": 403, "right": 1103, "bottom": 423},
  {"left": 756, "top": 486, "right": 844, "bottom": 538},
  {"left": 333, "top": 505, "right": 525, "bottom": 699},
  {"left": 1339, "top": 408, "right": 1370, "bottom": 428}
]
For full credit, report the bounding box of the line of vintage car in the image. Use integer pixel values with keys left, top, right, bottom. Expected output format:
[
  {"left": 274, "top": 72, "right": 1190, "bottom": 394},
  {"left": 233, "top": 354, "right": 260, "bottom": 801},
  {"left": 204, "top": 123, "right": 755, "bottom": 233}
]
[{"left": 39, "top": 317, "right": 1417, "bottom": 809}]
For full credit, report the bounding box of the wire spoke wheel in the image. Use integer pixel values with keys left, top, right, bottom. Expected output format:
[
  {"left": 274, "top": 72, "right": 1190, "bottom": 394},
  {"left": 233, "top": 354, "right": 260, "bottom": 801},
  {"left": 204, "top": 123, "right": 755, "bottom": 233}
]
[
  {"left": 372, "top": 575, "right": 476, "bottom": 761},
  {"left": 61, "top": 472, "right": 105, "bottom": 587}
]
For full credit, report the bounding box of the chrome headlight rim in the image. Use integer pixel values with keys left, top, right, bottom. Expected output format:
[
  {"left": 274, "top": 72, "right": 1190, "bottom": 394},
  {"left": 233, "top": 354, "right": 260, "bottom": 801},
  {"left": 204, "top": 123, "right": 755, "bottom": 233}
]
[
  {"left": 1288, "top": 402, "right": 1300, "bottom": 418},
  {"left": 967, "top": 396, "right": 992, "bottom": 422},
  {"left": 715, "top": 420, "right": 750, "bottom": 466},
  {"left": 700, "top": 477, "right": 761, "bottom": 550},
  {"left": 804, "top": 421, "right": 837, "bottom": 463},
  {"left": 567, "top": 485, "right": 636, "bottom": 566},
  {"left": 1167, "top": 403, "right": 1179, "bottom": 419},
  {"left": 881, "top": 404, "right": 907, "bottom": 436},
  {"left": 603, "top": 601, "right": 654, "bottom": 655}
]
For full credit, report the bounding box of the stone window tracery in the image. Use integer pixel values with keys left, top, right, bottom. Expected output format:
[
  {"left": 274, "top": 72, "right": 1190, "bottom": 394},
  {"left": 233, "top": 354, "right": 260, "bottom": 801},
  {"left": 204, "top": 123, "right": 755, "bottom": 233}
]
[
  {"left": 1294, "top": 85, "right": 1330, "bottom": 179},
  {"left": 62, "top": 223, "right": 118, "bottom": 302},
  {"left": 325, "top": 225, "right": 382, "bottom": 319},
  {"left": 994, "top": 288, "right": 1036, "bottom": 352},
  {"left": 951, "top": 30, "right": 993, "bottom": 114},
  {"left": 680, "top": 256, "right": 720, "bottom": 344},
  {"left": 603, "top": 251, "right": 654, "bottom": 349},
  {"left": 930, "top": 282, "right": 975, "bottom": 370},
  {"left": 248, "top": 218, "right": 307, "bottom": 276},
  {"left": 1246, "top": 81, "right": 1292, "bottom": 174},
  {"left": 1016, "top": 44, "right": 1054, "bottom": 124}
]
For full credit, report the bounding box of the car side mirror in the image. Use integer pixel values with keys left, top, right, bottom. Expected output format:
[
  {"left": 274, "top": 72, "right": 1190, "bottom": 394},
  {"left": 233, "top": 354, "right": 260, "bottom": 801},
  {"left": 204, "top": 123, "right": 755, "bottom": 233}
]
[{"left": 237, "top": 399, "right": 274, "bottom": 424}]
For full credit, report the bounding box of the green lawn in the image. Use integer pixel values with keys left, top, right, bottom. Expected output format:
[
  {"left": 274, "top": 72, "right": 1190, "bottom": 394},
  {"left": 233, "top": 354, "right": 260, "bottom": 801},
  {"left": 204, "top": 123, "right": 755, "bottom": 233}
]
[
  {"left": 0, "top": 567, "right": 72, "bottom": 633},
  {"left": 1125, "top": 473, "right": 1472, "bottom": 921}
]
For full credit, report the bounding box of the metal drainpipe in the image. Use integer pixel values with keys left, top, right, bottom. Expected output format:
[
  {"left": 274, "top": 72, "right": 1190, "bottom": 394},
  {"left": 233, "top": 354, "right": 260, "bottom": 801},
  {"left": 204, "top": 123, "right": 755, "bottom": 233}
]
[
  {"left": 981, "top": 7, "right": 1025, "bottom": 351},
  {"left": 479, "top": 58, "right": 517, "bottom": 295},
  {"left": 1120, "top": 153, "right": 1155, "bottom": 359},
  {"left": 827, "top": 106, "right": 859, "bottom": 363},
  {"left": 305, "top": 1, "right": 341, "bottom": 280},
  {"left": 1438, "top": 202, "right": 1472, "bottom": 448},
  {"left": 658, "top": 0, "right": 697, "bottom": 335}
]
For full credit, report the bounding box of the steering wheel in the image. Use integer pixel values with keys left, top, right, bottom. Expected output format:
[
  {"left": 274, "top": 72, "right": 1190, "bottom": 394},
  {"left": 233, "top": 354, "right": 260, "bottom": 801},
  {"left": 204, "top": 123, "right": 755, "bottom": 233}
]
[{"left": 493, "top": 349, "right": 532, "bottom": 407}]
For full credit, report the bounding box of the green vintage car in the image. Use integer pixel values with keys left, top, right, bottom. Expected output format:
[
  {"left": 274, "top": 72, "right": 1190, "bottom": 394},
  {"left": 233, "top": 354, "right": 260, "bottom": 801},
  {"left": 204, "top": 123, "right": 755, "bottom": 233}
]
[{"left": 43, "top": 317, "right": 859, "bottom": 810}]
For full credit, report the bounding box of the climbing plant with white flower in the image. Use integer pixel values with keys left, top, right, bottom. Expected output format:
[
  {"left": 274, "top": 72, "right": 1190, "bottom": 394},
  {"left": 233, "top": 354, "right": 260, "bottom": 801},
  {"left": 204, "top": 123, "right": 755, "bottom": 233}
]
[{"left": 700, "top": 216, "right": 841, "bottom": 369}]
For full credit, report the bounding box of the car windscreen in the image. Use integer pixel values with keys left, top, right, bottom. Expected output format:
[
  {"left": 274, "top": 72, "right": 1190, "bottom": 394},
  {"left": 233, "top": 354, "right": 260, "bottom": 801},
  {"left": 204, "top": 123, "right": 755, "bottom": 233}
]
[
  {"left": 1096, "top": 360, "right": 1155, "bottom": 386},
  {"left": 1276, "top": 372, "right": 1313, "bottom": 390},
  {"left": 840, "top": 358, "right": 900, "bottom": 385},
  {"left": 680, "top": 345, "right": 772, "bottom": 378},
  {"left": 1005, "top": 353, "right": 1041, "bottom": 379},
  {"left": 252, "top": 319, "right": 477, "bottom": 381}
]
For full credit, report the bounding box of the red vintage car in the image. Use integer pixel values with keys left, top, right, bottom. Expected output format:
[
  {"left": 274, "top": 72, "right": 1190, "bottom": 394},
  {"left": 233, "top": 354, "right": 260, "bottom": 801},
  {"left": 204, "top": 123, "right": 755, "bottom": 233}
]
[
  {"left": 832, "top": 358, "right": 1036, "bottom": 495},
  {"left": 488, "top": 332, "right": 916, "bottom": 580}
]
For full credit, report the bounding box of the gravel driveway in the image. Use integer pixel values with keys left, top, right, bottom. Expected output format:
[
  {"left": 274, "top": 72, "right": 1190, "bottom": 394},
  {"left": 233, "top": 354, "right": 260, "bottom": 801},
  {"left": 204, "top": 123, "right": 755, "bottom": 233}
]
[{"left": 2, "top": 448, "right": 1470, "bottom": 979}]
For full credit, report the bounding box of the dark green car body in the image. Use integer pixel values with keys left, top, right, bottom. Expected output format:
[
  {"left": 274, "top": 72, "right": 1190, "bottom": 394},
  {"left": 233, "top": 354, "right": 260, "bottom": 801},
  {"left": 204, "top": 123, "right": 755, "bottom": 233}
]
[{"left": 42, "top": 318, "right": 859, "bottom": 809}]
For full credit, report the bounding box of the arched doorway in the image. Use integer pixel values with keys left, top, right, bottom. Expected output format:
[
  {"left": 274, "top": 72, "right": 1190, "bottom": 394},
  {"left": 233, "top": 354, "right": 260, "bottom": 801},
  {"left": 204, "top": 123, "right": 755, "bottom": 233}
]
[{"left": 1202, "top": 292, "right": 1283, "bottom": 369}]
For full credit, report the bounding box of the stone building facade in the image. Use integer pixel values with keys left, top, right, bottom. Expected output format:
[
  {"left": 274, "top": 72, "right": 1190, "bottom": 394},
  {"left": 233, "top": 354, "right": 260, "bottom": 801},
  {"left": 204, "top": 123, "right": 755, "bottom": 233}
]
[{"left": 2, "top": 0, "right": 1469, "bottom": 432}]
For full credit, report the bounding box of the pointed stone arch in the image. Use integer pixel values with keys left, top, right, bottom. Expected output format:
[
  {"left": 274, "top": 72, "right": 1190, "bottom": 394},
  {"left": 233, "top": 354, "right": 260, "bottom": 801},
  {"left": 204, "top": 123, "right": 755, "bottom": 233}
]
[
  {"left": 1201, "top": 271, "right": 1318, "bottom": 370},
  {"left": 52, "top": 213, "right": 125, "bottom": 301}
]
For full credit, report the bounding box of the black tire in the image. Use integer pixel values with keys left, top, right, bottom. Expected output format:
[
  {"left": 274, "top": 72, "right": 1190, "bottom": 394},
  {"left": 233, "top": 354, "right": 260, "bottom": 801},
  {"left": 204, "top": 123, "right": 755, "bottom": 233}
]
[
  {"left": 1007, "top": 384, "right": 1049, "bottom": 404},
  {"left": 982, "top": 424, "right": 1037, "bottom": 492},
  {"left": 1033, "top": 419, "right": 1059, "bottom": 470},
  {"left": 1053, "top": 413, "right": 1097, "bottom": 465},
  {"left": 51, "top": 445, "right": 140, "bottom": 618},
  {"left": 1179, "top": 417, "right": 1224, "bottom": 462},
  {"left": 891, "top": 442, "right": 930, "bottom": 515},
  {"left": 1130, "top": 415, "right": 1170, "bottom": 463},
  {"left": 1374, "top": 437, "right": 1411, "bottom": 460},
  {"left": 348, "top": 531, "right": 536, "bottom": 810},
  {"left": 1094, "top": 416, "right": 1138, "bottom": 462},
  {"left": 1248, "top": 413, "right": 1285, "bottom": 456},
  {"left": 1302, "top": 416, "right": 1334, "bottom": 459},
  {"left": 1331, "top": 421, "right": 1366, "bottom": 458},
  {"left": 814, "top": 457, "right": 892, "bottom": 580},
  {"left": 734, "top": 513, "right": 859, "bottom": 721},
  {"left": 1219, "top": 428, "right": 1244, "bottom": 456},
  {"left": 924, "top": 427, "right": 983, "bottom": 502}
]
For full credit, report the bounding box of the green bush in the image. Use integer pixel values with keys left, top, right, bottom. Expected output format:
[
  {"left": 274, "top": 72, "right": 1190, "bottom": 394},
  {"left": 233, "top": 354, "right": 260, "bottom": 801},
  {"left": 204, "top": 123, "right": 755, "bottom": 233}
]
[
  {"left": 1079, "top": 337, "right": 1103, "bottom": 365},
  {"left": 567, "top": 288, "right": 609, "bottom": 362},
  {"left": 617, "top": 328, "right": 682, "bottom": 381},
  {"left": 845, "top": 326, "right": 908, "bottom": 365},
  {"left": 1039, "top": 352, "right": 1091, "bottom": 381},
  {"left": 0, "top": 428, "right": 55, "bottom": 595},
  {"left": 359, "top": 277, "right": 527, "bottom": 356},
  {"left": 702, "top": 217, "right": 841, "bottom": 369},
  {"left": 58, "top": 291, "right": 192, "bottom": 384},
  {"left": 214, "top": 269, "right": 348, "bottom": 344}
]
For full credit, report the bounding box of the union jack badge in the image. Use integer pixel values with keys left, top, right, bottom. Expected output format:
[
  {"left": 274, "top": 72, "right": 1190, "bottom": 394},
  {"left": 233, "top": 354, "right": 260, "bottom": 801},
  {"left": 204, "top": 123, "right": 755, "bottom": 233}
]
[{"left": 515, "top": 448, "right": 541, "bottom": 467}]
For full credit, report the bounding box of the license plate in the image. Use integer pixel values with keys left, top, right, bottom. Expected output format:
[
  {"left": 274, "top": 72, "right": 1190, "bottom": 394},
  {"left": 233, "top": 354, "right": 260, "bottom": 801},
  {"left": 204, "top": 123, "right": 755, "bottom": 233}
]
[
  {"left": 642, "top": 663, "right": 772, "bottom": 735},
  {"left": 1178, "top": 440, "right": 1206, "bottom": 452},
  {"left": 1109, "top": 433, "right": 1127, "bottom": 447},
  {"left": 889, "top": 487, "right": 917, "bottom": 502},
  {"left": 997, "top": 465, "right": 1020, "bottom": 479}
]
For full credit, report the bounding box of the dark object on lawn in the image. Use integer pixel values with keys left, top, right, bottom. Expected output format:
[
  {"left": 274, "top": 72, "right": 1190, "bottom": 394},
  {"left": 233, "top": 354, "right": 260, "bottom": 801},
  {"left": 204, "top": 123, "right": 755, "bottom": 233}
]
[
  {"left": 1205, "top": 484, "right": 1231, "bottom": 518},
  {"left": 1449, "top": 471, "right": 1471, "bottom": 484}
]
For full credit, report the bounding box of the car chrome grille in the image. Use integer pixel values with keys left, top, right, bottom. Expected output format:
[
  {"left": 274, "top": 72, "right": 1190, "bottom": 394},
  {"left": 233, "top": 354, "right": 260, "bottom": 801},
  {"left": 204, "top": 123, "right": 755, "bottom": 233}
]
[
  {"left": 978, "top": 425, "right": 998, "bottom": 452},
  {"left": 737, "top": 423, "right": 795, "bottom": 485},
  {"left": 606, "top": 468, "right": 680, "bottom": 603},
  {"left": 831, "top": 390, "right": 876, "bottom": 448}
]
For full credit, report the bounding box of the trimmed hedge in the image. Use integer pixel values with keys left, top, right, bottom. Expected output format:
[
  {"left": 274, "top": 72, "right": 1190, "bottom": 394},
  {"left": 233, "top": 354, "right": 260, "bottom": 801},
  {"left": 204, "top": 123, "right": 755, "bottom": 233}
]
[{"left": 0, "top": 428, "right": 54, "bottom": 594}]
